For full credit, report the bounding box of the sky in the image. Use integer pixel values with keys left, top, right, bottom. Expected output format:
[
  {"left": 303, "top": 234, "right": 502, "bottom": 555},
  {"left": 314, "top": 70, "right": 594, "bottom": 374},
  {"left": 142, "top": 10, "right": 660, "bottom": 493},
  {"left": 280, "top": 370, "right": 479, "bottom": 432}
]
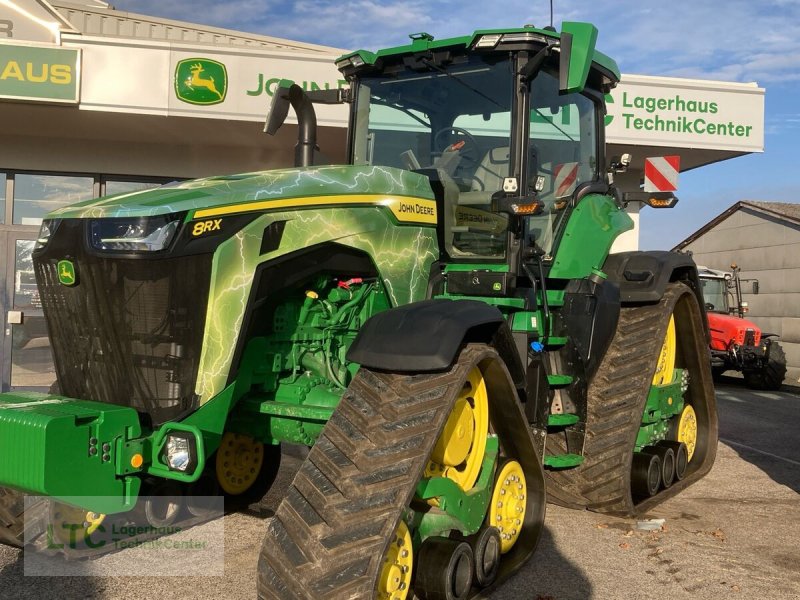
[{"left": 112, "top": 0, "right": 800, "bottom": 250}]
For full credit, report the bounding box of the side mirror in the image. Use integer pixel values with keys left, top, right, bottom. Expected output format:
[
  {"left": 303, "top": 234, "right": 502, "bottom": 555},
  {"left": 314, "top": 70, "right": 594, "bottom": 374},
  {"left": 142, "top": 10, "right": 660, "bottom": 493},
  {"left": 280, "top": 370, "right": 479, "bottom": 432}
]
[
  {"left": 559, "top": 22, "right": 598, "bottom": 93},
  {"left": 752, "top": 281, "right": 760, "bottom": 295}
]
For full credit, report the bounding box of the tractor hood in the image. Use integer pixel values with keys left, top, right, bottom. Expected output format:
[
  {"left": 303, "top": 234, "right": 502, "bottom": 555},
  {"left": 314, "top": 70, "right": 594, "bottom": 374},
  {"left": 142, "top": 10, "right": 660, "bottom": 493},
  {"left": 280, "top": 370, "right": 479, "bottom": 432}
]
[
  {"left": 47, "top": 165, "right": 435, "bottom": 220},
  {"left": 707, "top": 312, "right": 762, "bottom": 349}
]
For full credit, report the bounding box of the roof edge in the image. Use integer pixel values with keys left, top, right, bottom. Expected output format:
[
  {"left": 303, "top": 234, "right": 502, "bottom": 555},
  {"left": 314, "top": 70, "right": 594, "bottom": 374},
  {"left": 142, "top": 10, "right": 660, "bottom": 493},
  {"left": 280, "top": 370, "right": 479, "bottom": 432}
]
[
  {"left": 49, "top": 1, "right": 346, "bottom": 53},
  {"left": 673, "top": 200, "right": 800, "bottom": 250}
]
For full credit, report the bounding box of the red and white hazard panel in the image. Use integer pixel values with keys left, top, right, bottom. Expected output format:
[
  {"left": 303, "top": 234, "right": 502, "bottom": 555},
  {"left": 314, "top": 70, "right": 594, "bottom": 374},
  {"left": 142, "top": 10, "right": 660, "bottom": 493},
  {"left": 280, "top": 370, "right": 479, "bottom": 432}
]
[
  {"left": 553, "top": 162, "right": 578, "bottom": 198},
  {"left": 644, "top": 156, "right": 680, "bottom": 192}
]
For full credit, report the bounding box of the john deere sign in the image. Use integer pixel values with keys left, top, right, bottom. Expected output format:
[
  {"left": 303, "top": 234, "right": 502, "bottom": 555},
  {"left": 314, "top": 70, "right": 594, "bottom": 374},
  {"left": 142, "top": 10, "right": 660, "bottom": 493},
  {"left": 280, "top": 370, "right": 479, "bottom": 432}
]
[
  {"left": 0, "top": 44, "right": 80, "bottom": 104},
  {"left": 174, "top": 58, "right": 227, "bottom": 105}
]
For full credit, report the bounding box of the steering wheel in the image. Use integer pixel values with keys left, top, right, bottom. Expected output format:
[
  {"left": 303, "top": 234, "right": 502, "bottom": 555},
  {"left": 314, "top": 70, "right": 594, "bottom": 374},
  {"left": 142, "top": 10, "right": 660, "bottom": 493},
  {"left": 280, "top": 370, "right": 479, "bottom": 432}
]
[{"left": 433, "top": 127, "right": 481, "bottom": 167}]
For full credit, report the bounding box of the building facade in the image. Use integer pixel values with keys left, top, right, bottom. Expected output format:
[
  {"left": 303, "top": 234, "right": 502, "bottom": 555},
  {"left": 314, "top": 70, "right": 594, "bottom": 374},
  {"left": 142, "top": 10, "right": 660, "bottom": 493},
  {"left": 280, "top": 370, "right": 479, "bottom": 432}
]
[{"left": 0, "top": 1, "right": 765, "bottom": 391}]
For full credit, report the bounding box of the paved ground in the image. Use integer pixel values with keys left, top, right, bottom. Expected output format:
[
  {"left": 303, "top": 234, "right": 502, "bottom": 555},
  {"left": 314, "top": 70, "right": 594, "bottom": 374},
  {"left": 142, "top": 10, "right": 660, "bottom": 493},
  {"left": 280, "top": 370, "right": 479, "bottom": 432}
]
[{"left": 0, "top": 382, "right": 798, "bottom": 599}]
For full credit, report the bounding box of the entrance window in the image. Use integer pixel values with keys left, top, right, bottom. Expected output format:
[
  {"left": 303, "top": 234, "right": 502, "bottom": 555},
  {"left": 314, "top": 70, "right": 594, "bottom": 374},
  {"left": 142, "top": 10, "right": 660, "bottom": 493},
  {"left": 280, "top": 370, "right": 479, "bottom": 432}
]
[
  {"left": 13, "top": 240, "right": 39, "bottom": 311},
  {"left": 11, "top": 240, "right": 55, "bottom": 389},
  {"left": 13, "top": 173, "right": 94, "bottom": 225},
  {"left": 0, "top": 173, "right": 6, "bottom": 224}
]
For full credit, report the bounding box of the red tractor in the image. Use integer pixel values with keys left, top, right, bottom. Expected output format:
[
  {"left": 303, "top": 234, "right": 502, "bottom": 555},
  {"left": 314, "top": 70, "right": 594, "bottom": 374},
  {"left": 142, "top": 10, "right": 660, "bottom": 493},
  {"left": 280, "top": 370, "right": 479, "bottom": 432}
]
[{"left": 698, "top": 264, "right": 786, "bottom": 390}]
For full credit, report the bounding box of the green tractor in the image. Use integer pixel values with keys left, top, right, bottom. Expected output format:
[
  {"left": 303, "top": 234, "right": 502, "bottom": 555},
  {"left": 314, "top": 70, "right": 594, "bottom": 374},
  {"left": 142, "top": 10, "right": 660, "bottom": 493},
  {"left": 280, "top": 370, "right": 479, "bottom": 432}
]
[{"left": 0, "top": 22, "right": 717, "bottom": 600}]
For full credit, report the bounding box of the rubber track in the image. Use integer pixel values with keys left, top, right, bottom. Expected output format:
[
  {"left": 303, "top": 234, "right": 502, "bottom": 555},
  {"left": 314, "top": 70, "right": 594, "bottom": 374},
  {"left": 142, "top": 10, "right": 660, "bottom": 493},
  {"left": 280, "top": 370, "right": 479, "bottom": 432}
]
[
  {"left": 0, "top": 487, "right": 26, "bottom": 547},
  {"left": 544, "top": 282, "right": 718, "bottom": 516},
  {"left": 256, "top": 344, "right": 545, "bottom": 599}
]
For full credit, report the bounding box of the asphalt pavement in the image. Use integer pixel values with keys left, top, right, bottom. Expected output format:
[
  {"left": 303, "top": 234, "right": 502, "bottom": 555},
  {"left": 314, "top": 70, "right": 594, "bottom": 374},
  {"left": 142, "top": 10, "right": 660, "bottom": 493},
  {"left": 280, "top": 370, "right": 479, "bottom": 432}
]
[
  {"left": 0, "top": 381, "right": 798, "bottom": 599},
  {"left": 491, "top": 381, "right": 800, "bottom": 600}
]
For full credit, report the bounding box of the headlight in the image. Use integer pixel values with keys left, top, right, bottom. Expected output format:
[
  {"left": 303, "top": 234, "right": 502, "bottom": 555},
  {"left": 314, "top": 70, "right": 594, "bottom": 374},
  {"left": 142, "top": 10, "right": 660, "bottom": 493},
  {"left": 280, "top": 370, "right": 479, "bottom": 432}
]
[
  {"left": 90, "top": 215, "right": 181, "bottom": 252},
  {"left": 474, "top": 34, "right": 501, "bottom": 48},
  {"left": 34, "top": 219, "right": 61, "bottom": 250},
  {"left": 164, "top": 432, "right": 197, "bottom": 473}
]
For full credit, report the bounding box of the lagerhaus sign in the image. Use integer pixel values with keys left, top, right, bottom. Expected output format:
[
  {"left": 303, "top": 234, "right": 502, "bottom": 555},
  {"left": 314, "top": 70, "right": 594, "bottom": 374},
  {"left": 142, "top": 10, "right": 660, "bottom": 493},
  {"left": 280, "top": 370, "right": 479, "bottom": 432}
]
[
  {"left": 0, "top": 43, "right": 80, "bottom": 104},
  {"left": 605, "top": 75, "right": 763, "bottom": 152}
]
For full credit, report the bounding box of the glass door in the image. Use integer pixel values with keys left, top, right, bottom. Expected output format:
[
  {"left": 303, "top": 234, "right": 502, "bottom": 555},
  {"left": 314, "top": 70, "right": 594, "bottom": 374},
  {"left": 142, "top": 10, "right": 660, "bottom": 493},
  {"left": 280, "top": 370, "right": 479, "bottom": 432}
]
[{"left": 2, "top": 232, "right": 56, "bottom": 392}]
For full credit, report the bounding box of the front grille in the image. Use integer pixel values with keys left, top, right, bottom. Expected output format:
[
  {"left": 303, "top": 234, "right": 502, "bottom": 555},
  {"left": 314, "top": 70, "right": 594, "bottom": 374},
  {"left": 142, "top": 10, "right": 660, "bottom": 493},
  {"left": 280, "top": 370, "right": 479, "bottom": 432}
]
[{"left": 34, "top": 222, "right": 212, "bottom": 425}]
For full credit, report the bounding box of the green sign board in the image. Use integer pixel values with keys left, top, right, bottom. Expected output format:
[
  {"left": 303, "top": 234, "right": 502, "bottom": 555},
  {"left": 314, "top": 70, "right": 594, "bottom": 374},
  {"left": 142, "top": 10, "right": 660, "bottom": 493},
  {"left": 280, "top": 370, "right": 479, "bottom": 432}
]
[
  {"left": 0, "top": 44, "right": 80, "bottom": 104},
  {"left": 174, "top": 58, "right": 228, "bottom": 105}
]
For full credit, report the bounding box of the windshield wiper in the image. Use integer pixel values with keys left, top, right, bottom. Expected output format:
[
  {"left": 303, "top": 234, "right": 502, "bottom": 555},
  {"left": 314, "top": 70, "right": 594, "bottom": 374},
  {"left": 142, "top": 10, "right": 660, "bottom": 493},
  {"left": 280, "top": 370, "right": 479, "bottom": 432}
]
[{"left": 372, "top": 97, "right": 431, "bottom": 129}]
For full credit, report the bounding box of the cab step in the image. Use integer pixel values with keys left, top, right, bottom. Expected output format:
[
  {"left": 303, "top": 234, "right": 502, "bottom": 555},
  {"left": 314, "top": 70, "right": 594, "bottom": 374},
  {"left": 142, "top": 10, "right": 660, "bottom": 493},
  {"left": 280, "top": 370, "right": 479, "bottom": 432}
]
[
  {"left": 547, "top": 413, "right": 580, "bottom": 427},
  {"left": 547, "top": 374, "right": 573, "bottom": 387},
  {"left": 543, "top": 453, "right": 585, "bottom": 469}
]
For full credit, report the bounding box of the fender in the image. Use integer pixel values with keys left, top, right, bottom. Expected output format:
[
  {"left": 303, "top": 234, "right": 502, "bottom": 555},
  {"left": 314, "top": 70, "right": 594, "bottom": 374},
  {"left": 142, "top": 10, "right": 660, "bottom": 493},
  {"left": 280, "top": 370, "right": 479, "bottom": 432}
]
[
  {"left": 602, "top": 251, "right": 700, "bottom": 302},
  {"left": 347, "top": 299, "right": 520, "bottom": 374},
  {"left": 603, "top": 250, "right": 709, "bottom": 342}
]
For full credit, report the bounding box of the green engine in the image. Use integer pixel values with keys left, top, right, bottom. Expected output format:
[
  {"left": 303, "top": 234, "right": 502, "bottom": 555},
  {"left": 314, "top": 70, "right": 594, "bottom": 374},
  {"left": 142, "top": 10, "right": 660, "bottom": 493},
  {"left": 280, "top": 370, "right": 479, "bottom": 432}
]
[{"left": 234, "top": 275, "right": 391, "bottom": 447}]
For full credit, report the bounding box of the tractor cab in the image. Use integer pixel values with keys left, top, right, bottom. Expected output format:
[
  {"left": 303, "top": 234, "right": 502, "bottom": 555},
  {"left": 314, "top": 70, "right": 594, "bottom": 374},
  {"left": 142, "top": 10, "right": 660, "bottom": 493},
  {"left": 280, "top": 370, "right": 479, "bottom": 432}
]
[
  {"left": 336, "top": 24, "right": 618, "bottom": 265},
  {"left": 698, "top": 267, "right": 732, "bottom": 314}
]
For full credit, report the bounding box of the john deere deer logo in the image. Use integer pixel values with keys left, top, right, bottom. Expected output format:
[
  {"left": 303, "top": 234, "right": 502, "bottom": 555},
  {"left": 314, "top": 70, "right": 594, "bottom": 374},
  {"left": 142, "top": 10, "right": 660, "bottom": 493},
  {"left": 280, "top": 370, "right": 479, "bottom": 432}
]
[
  {"left": 175, "top": 58, "right": 227, "bottom": 106},
  {"left": 57, "top": 260, "right": 76, "bottom": 286}
]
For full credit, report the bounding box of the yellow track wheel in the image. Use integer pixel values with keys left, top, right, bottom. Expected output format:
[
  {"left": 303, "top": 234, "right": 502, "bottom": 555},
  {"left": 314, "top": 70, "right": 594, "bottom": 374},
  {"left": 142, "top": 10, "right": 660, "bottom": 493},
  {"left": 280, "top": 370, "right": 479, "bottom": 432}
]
[
  {"left": 216, "top": 432, "right": 264, "bottom": 495},
  {"left": 424, "top": 367, "right": 489, "bottom": 491},
  {"left": 489, "top": 460, "right": 526, "bottom": 554},
  {"left": 676, "top": 404, "right": 698, "bottom": 461},
  {"left": 49, "top": 502, "right": 106, "bottom": 545},
  {"left": 377, "top": 520, "right": 413, "bottom": 600},
  {"left": 653, "top": 315, "right": 677, "bottom": 386}
]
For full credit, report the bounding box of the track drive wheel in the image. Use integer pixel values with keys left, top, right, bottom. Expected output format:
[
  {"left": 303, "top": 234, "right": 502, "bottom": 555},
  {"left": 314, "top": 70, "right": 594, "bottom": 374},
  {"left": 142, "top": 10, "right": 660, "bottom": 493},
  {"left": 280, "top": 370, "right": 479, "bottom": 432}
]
[
  {"left": 544, "top": 282, "right": 718, "bottom": 516},
  {"left": 489, "top": 460, "right": 527, "bottom": 554},
  {"left": 49, "top": 501, "right": 107, "bottom": 547},
  {"left": 377, "top": 520, "right": 413, "bottom": 600},
  {"left": 256, "top": 343, "right": 545, "bottom": 599},
  {"left": 671, "top": 404, "right": 698, "bottom": 462},
  {"left": 214, "top": 432, "right": 281, "bottom": 507}
]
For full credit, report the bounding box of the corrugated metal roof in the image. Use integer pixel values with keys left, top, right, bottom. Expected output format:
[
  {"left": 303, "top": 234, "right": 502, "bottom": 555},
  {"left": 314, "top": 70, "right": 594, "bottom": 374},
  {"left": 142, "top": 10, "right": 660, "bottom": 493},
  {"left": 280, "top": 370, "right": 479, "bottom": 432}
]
[
  {"left": 742, "top": 200, "right": 800, "bottom": 223},
  {"left": 49, "top": 1, "right": 345, "bottom": 54},
  {"left": 673, "top": 200, "right": 800, "bottom": 250}
]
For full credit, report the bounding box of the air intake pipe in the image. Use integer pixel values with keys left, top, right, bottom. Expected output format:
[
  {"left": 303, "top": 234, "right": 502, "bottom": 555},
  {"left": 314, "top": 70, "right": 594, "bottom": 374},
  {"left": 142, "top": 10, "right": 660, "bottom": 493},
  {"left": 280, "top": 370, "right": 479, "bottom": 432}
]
[{"left": 264, "top": 80, "right": 346, "bottom": 168}]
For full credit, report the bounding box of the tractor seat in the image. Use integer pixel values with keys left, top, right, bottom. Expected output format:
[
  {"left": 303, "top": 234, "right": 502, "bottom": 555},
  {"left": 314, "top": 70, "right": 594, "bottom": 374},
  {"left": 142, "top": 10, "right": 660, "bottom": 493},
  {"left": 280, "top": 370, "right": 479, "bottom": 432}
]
[{"left": 458, "top": 147, "right": 510, "bottom": 206}]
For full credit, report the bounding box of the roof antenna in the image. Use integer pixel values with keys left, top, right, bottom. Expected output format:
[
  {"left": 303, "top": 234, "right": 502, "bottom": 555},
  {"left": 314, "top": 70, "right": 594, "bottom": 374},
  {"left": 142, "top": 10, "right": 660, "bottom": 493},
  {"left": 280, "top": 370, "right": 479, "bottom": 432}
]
[{"left": 543, "top": 0, "right": 556, "bottom": 31}]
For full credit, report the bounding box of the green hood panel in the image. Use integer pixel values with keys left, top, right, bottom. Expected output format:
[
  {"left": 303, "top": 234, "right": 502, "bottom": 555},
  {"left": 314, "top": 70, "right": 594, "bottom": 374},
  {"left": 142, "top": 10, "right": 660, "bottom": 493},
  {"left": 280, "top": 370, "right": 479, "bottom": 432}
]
[
  {"left": 49, "top": 165, "right": 435, "bottom": 220},
  {"left": 195, "top": 206, "right": 439, "bottom": 401}
]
